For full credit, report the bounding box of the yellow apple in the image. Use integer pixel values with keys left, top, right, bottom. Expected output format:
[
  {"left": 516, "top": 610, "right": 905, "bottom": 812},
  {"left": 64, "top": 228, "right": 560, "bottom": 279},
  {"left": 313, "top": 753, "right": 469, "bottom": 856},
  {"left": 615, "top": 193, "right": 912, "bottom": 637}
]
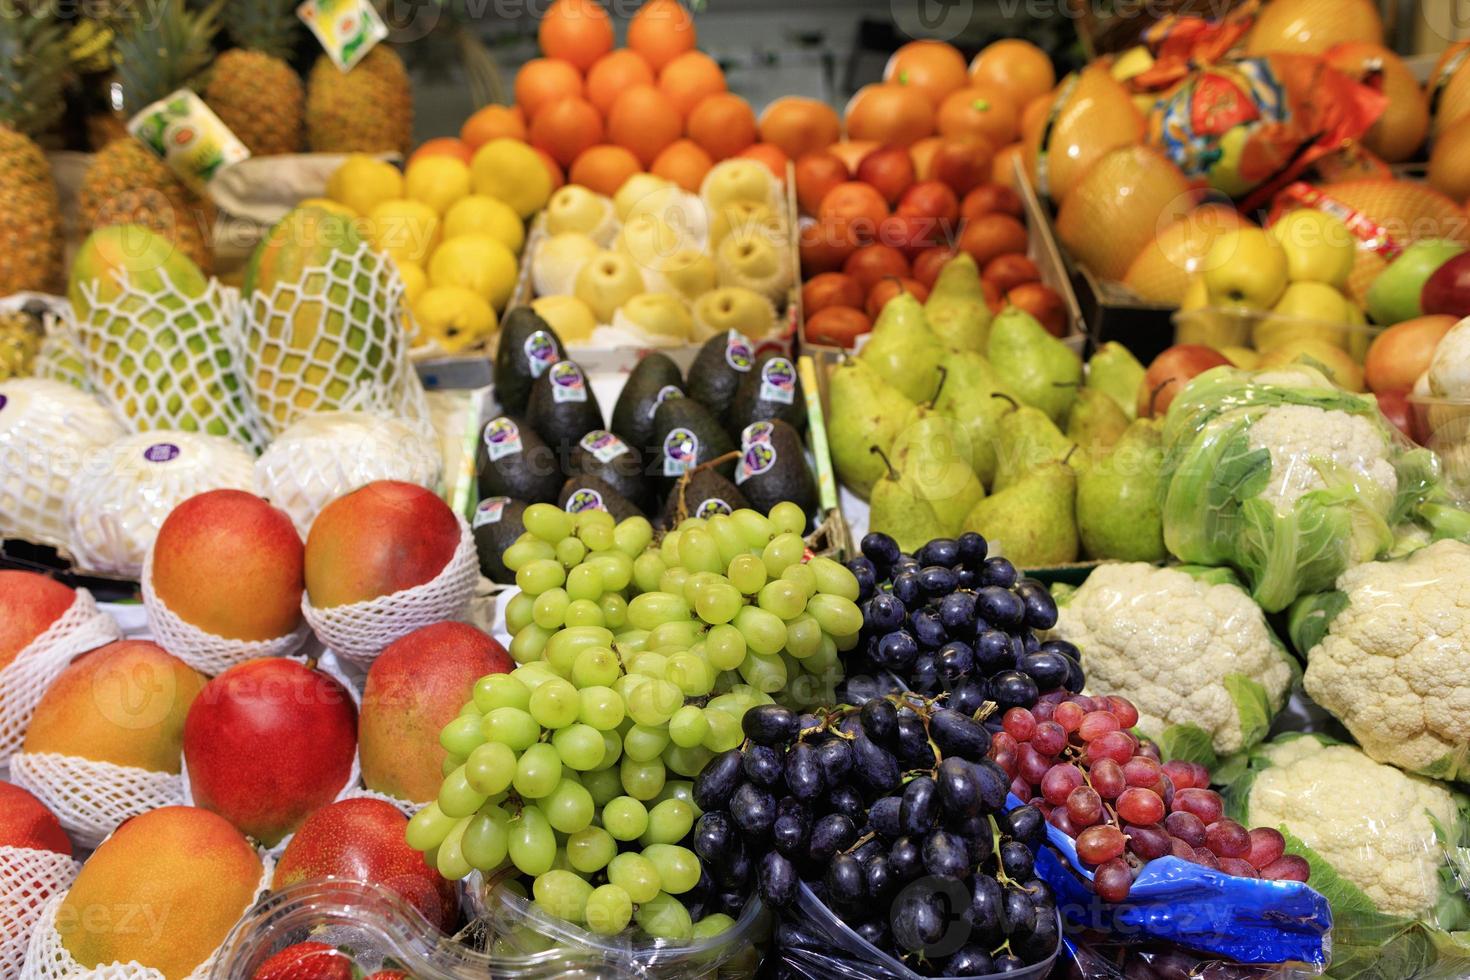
[
  {"left": 531, "top": 295, "right": 597, "bottom": 344},
  {"left": 1221, "top": 346, "right": 1260, "bottom": 369},
  {"left": 531, "top": 232, "right": 601, "bottom": 297},
  {"left": 613, "top": 293, "right": 694, "bottom": 341},
  {"left": 1175, "top": 276, "right": 1251, "bottom": 349},
  {"left": 1268, "top": 209, "right": 1356, "bottom": 290},
  {"left": 1201, "top": 227, "right": 1288, "bottom": 309},
  {"left": 1254, "top": 281, "right": 1352, "bottom": 353},
  {"left": 575, "top": 251, "right": 645, "bottom": 323},
  {"left": 545, "top": 185, "right": 615, "bottom": 241}
]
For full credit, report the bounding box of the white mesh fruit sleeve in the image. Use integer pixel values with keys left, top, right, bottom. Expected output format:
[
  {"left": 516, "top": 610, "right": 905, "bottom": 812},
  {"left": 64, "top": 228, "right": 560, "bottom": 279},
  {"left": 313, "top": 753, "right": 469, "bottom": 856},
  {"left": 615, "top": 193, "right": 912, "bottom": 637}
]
[
  {"left": 70, "top": 274, "right": 268, "bottom": 454},
  {"left": 301, "top": 517, "right": 479, "bottom": 668},
  {"left": 0, "top": 846, "right": 79, "bottom": 980},
  {"left": 240, "top": 242, "right": 429, "bottom": 439},
  {"left": 0, "top": 379, "right": 124, "bottom": 550},
  {"left": 0, "top": 588, "right": 121, "bottom": 764},
  {"left": 7, "top": 752, "right": 185, "bottom": 851}
]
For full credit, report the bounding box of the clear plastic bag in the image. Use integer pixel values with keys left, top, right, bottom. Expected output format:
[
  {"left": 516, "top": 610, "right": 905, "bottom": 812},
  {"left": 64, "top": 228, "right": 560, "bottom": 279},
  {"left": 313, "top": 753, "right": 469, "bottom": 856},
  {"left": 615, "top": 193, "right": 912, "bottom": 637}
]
[{"left": 1060, "top": 933, "right": 1324, "bottom": 979}]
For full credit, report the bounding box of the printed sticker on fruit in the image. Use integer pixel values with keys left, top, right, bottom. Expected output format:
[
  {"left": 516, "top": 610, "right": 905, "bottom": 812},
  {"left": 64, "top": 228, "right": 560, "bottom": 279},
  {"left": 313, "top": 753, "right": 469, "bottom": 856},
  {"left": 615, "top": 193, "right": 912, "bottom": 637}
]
[
  {"left": 127, "top": 90, "right": 250, "bottom": 191},
  {"left": 298, "top": 0, "right": 388, "bottom": 72}
]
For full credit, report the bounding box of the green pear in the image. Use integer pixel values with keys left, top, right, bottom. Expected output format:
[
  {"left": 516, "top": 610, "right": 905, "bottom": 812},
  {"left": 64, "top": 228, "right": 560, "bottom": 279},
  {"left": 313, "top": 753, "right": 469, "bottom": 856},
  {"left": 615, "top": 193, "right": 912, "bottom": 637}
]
[
  {"left": 987, "top": 306, "right": 1082, "bottom": 424},
  {"left": 1076, "top": 417, "right": 1166, "bottom": 562},
  {"left": 991, "top": 395, "right": 1075, "bottom": 493},
  {"left": 961, "top": 460, "right": 1078, "bottom": 568},
  {"left": 1086, "top": 341, "right": 1145, "bottom": 420},
  {"left": 828, "top": 358, "right": 917, "bottom": 499},
  {"left": 924, "top": 253, "right": 993, "bottom": 352},
  {"left": 868, "top": 447, "right": 948, "bottom": 553},
  {"left": 933, "top": 350, "right": 1013, "bottom": 489},
  {"left": 858, "top": 292, "right": 943, "bottom": 403},
  {"left": 1066, "top": 387, "right": 1130, "bottom": 470},
  {"left": 891, "top": 372, "right": 985, "bottom": 534}
]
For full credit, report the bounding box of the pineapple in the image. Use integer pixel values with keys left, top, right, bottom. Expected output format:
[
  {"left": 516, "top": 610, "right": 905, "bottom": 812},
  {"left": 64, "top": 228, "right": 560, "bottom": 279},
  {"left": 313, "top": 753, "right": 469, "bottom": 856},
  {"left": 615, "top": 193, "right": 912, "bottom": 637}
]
[
  {"left": 0, "top": 10, "right": 66, "bottom": 296},
  {"left": 205, "top": 0, "right": 304, "bottom": 156},
  {"left": 306, "top": 46, "right": 413, "bottom": 156},
  {"left": 78, "top": 0, "right": 218, "bottom": 273},
  {"left": 0, "top": 310, "right": 43, "bottom": 380}
]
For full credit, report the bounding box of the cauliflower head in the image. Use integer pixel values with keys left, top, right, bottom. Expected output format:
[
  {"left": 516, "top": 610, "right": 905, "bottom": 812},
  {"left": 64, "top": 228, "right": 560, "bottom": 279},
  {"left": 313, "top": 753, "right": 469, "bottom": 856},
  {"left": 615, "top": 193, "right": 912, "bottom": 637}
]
[
  {"left": 1243, "top": 404, "right": 1398, "bottom": 517},
  {"left": 1049, "top": 562, "right": 1295, "bottom": 756},
  {"left": 1300, "top": 539, "right": 1470, "bottom": 781},
  {"left": 1246, "top": 736, "right": 1459, "bottom": 918}
]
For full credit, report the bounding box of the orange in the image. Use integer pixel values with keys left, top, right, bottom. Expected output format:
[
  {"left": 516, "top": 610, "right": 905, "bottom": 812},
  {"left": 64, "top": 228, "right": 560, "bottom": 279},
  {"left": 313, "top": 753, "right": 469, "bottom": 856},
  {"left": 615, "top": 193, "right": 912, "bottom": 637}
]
[
  {"left": 461, "top": 105, "right": 526, "bottom": 151},
  {"left": 969, "top": 40, "right": 1056, "bottom": 109},
  {"left": 910, "top": 136, "right": 940, "bottom": 179},
  {"left": 738, "top": 142, "right": 789, "bottom": 179},
  {"left": 628, "top": 0, "right": 697, "bottom": 72},
  {"left": 530, "top": 97, "right": 604, "bottom": 167},
  {"left": 884, "top": 40, "right": 969, "bottom": 108},
  {"left": 937, "top": 83, "right": 1019, "bottom": 145},
  {"left": 687, "top": 92, "right": 756, "bottom": 160},
  {"left": 658, "top": 50, "right": 726, "bottom": 117},
  {"left": 585, "top": 49, "right": 655, "bottom": 116},
  {"left": 515, "top": 58, "right": 584, "bottom": 121},
  {"left": 844, "top": 83, "right": 935, "bottom": 147},
  {"left": 758, "top": 97, "right": 841, "bottom": 159},
  {"left": 992, "top": 142, "right": 1023, "bottom": 187},
  {"left": 1020, "top": 93, "right": 1052, "bottom": 137},
  {"left": 569, "top": 144, "right": 642, "bottom": 195},
  {"left": 651, "top": 138, "right": 713, "bottom": 191},
  {"left": 607, "top": 83, "right": 683, "bottom": 166},
  {"left": 538, "top": 0, "right": 613, "bottom": 71},
  {"left": 533, "top": 147, "right": 566, "bottom": 191},
  {"left": 828, "top": 140, "right": 878, "bottom": 172},
  {"left": 410, "top": 137, "right": 474, "bottom": 166}
]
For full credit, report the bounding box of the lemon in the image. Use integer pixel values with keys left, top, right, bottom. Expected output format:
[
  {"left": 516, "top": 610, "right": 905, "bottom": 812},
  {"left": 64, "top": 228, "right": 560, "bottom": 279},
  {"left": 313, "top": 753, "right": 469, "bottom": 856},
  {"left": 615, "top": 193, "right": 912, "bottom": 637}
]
[
  {"left": 470, "top": 139, "right": 551, "bottom": 219},
  {"left": 395, "top": 258, "right": 428, "bottom": 304},
  {"left": 326, "top": 155, "right": 403, "bottom": 216},
  {"left": 429, "top": 233, "right": 519, "bottom": 311},
  {"left": 443, "top": 195, "right": 525, "bottom": 254},
  {"left": 405, "top": 155, "right": 472, "bottom": 215},
  {"left": 531, "top": 295, "right": 597, "bottom": 344},
  {"left": 414, "top": 286, "right": 498, "bottom": 354},
  {"left": 366, "top": 199, "right": 440, "bottom": 266}
]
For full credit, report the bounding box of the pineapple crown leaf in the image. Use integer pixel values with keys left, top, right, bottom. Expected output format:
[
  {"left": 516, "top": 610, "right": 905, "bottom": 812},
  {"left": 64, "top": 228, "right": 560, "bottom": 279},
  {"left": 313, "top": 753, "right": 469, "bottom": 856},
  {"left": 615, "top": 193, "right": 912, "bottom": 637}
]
[
  {"left": 222, "top": 0, "right": 301, "bottom": 62},
  {"left": 0, "top": 6, "right": 69, "bottom": 137},
  {"left": 112, "top": 0, "right": 223, "bottom": 111}
]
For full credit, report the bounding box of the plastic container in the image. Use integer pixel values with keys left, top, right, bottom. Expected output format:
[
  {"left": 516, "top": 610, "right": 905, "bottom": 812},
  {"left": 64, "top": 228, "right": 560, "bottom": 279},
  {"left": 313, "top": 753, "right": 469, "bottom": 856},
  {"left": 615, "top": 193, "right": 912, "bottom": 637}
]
[
  {"left": 1408, "top": 393, "right": 1470, "bottom": 499},
  {"left": 1171, "top": 307, "right": 1378, "bottom": 364},
  {"left": 1060, "top": 933, "right": 1325, "bottom": 979}
]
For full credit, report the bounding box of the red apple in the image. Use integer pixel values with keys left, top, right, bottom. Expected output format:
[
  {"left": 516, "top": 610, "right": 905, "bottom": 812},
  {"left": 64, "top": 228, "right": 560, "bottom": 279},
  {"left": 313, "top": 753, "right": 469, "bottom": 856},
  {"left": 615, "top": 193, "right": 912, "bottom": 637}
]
[
  {"left": 982, "top": 278, "right": 1004, "bottom": 313},
  {"left": 802, "top": 272, "right": 864, "bottom": 315},
  {"left": 184, "top": 658, "right": 358, "bottom": 847},
  {"left": 273, "top": 798, "right": 459, "bottom": 932},
  {"left": 866, "top": 277, "right": 930, "bottom": 319},
  {"left": 855, "top": 146, "right": 916, "bottom": 206},
  {"left": 930, "top": 136, "right": 994, "bottom": 196},
  {"left": 983, "top": 253, "right": 1041, "bottom": 295},
  {"left": 1007, "top": 282, "right": 1068, "bottom": 337},
  {"left": 1138, "top": 344, "right": 1232, "bottom": 418},
  {"left": 1364, "top": 314, "right": 1457, "bottom": 393},
  {"left": 0, "top": 571, "right": 75, "bottom": 672},
  {"left": 798, "top": 216, "right": 859, "bottom": 275},
  {"left": 794, "top": 151, "right": 849, "bottom": 217},
  {"left": 897, "top": 180, "right": 961, "bottom": 225},
  {"left": 959, "top": 213, "right": 1029, "bottom": 268},
  {"left": 843, "top": 244, "right": 911, "bottom": 296},
  {"left": 1422, "top": 252, "right": 1470, "bottom": 318},
  {"left": 879, "top": 211, "right": 949, "bottom": 258},
  {"left": 359, "top": 621, "right": 512, "bottom": 803},
  {"left": 912, "top": 247, "right": 957, "bottom": 290},
  {"left": 805, "top": 306, "right": 872, "bottom": 347},
  {"left": 0, "top": 782, "right": 71, "bottom": 855},
  {"left": 1375, "top": 388, "right": 1414, "bottom": 440},
  {"left": 961, "top": 184, "right": 1024, "bottom": 221}
]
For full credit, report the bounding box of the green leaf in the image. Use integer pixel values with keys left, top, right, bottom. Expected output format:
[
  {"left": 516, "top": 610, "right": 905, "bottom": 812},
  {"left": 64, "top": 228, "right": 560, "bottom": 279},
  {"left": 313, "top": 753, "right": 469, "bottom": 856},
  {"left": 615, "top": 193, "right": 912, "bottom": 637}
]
[
  {"left": 1049, "top": 582, "right": 1077, "bottom": 607},
  {"left": 1174, "top": 564, "right": 1246, "bottom": 588},
  {"left": 1223, "top": 673, "right": 1273, "bottom": 751},
  {"left": 1157, "top": 723, "right": 1218, "bottom": 769},
  {"left": 1287, "top": 590, "right": 1348, "bottom": 658}
]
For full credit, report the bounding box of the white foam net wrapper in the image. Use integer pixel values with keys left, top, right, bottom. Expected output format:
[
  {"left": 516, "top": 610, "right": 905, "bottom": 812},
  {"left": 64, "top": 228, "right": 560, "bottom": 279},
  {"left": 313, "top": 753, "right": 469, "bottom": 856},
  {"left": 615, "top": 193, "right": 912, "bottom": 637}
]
[
  {"left": 64, "top": 431, "right": 255, "bottom": 579},
  {"left": 8, "top": 753, "right": 184, "bottom": 851},
  {"left": 70, "top": 274, "right": 268, "bottom": 454},
  {"left": 0, "top": 380, "right": 124, "bottom": 550},
  {"left": 301, "top": 517, "right": 479, "bottom": 667},
  {"left": 0, "top": 589, "right": 121, "bottom": 764},
  {"left": 140, "top": 546, "right": 309, "bottom": 676},
  {"left": 20, "top": 856, "right": 272, "bottom": 980},
  {"left": 254, "top": 411, "right": 444, "bottom": 536},
  {"left": 0, "top": 846, "right": 79, "bottom": 979},
  {"left": 240, "top": 243, "right": 428, "bottom": 439}
]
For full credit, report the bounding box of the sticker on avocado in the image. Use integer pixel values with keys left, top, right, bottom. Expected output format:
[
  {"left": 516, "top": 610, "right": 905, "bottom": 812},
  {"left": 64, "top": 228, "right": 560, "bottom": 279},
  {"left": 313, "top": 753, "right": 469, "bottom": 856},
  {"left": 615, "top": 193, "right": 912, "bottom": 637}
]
[
  {"left": 143, "top": 443, "right": 181, "bottom": 464},
  {"left": 564, "top": 488, "right": 606, "bottom": 514},
  {"left": 646, "top": 384, "right": 683, "bottom": 420},
  {"left": 483, "top": 417, "right": 523, "bottom": 461},
  {"left": 758, "top": 357, "right": 796, "bottom": 405},
  {"left": 297, "top": 0, "right": 388, "bottom": 73},
  {"left": 741, "top": 421, "right": 775, "bottom": 446},
  {"left": 580, "top": 430, "right": 629, "bottom": 464},
  {"left": 736, "top": 442, "right": 777, "bottom": 484},
  {"left": 725, "top": 331, "right": 753, "bottom": 372},
  {"left": 695, "top": 497, "right": 732, "bottom": 519},
  {"left": 525, "top": 330, "right": 560, "bottom": 379},
  {"left": 662, "top": 427, "right": 699, "bottom": 477},
  {"left": 549, "top": 362, "right": 587, "bottom": 403},
  {"left": 473, "top": 497, "right": 509, "bottom": 528}
]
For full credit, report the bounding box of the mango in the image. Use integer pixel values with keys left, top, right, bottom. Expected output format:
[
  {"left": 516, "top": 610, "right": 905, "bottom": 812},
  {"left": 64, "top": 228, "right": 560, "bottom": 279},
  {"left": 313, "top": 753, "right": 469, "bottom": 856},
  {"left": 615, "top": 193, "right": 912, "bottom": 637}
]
[{"left": 0, "top": 570, "right": 74, "bottom": 672}]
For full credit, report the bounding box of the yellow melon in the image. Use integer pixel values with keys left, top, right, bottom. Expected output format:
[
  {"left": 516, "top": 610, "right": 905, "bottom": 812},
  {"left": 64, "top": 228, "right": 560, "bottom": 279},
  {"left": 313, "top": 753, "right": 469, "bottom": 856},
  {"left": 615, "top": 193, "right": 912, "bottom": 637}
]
[
  {"left": 1320, "top": 179, "right": 1470, "bottom": 306},
  {"left": 1245, "top": 0, "right": 1383, "bottom": 55},
  {"left": 1429, "top": 116, "right": 1470, "bottom": 204},
  {"left": 1123, "top": 204, "right": 1245, "bottom": 304},
  {"left": 1429, "top": 42, "right": 1470, "bottom": 137},
  {"left": 1325, "top": 43, "right": 1429, "bottom": 163},
  {"left": 1055, "top": 145, "right": 1196, "bottom": 284},
  {"left": 1022, "top": 64, "right": 1143, "bottom": 202}
]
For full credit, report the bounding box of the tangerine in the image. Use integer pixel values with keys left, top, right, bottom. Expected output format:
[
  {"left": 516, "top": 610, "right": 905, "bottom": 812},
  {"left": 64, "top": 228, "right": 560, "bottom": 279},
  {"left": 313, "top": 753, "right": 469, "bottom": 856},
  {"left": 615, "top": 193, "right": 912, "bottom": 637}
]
[
  {"left": 410, "top": 137, "right": 474, "bottom": 166},
  {"left": 515, "top": 58, "right": 584, "bottom": 121},
  {"left": 937, "top": 83, "right": 1019, "bottom": 145},
  {"left": 651, "top": 138, "right": 714, "bottom": 191},
  {"left": 738, "top": 143, "right": 790, "bottom": 179},
  {"left": 844, "top": 83, "right": 935, "bottom": 147},
  {"left": 538, "top": 0, "right": 613, "bottom": 71},
  {"left": 628, "top": 0, "right": 697, "bottom": 72},
  {"left": 585, "top": 50, "right": 655, "bottom": 116},
  {"left": 529, "top": 96, "right": 604, "bottom": 167},
  {"left": 687, "top": 92, "right": 757, "bottom": 160},
  {"left": 827, "top": 140, "right": 878, "bottom": 172},
  {"left": 910, "top": 136, "right": 941, "bottom": 179},
  {"left": 992, "top": 143, "right": 1023, "bottom": 187},
  {"left": 758, "top": 97, "right": 841, "bottom": 159},
  {"left": 607, "top": 84, "right": 683, "bottom": 166},
  {"left": 818, "top": 180, "right": 890, "bottom": 234},
  {"left": 884, "top": 40, "right": 969, "bottom": 107},
  {"left": 568, "top": 144, "right": 643, "bottom": 195},
  {"left": 794, "top": 151, "right": 848, "bottom": 216},
  {"left": 658, "top": 50, "right": 727, "bottom": 117},
  {"left": 969, "top": 39, "right": 1056, "bottom": 108},
  {"left": 460, "top": 105, "right": 526, "bottom": 150}
]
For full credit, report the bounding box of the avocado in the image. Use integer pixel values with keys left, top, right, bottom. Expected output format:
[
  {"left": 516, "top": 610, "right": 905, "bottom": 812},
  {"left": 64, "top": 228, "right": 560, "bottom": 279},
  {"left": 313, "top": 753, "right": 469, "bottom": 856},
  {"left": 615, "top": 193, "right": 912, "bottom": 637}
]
[
  {"left": 735, "top": 418, "right": 819, "bottom": 525},
  {"left": 477, "top": 415, "right": 562, "bottom": 504},
  {"left": 526, "top": 360, "right": 603, "bottom": 456},
  {"left": 558, "top": 475, "right": 645, "bottom": 523},
  {"left": 662, "top": 467, "right": 749, "bottom": 527},
  {"left": 565, "top": 429, "right": 651, "bottom": 512},
  {"left": 495, "top": 308, "right": 566, "bottom": 414},
  {"left": 730, "top": 350, "right": 806, "bottom": 434},
  {"left": 686, "top": 329, "right": 754, "bottom": 419},
  {"left": 610, "top": 352, "right": 685, "bottom": 453},
  {"left": 470, "top": 496, "right": 527, "bottom": 583},
  {"left": 650, "top": 397, "right": 736, "bottom": 495}
]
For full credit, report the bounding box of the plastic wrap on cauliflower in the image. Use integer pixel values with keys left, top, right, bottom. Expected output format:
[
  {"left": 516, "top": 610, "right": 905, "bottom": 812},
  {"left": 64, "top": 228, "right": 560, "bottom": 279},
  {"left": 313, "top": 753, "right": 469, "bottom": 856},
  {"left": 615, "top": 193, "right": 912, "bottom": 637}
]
[
  {"left": 255, "top": 411, "right": 444, "bottom": 536},
  {"left": 1048, "top": 563, "right": 1296, "bottom": 765},
  {"left": 1160, "top": 366, "right": 1443, "bottom": 612},
  {"left": 1289, "top": 539, "right": 1470, "bottom": 782},
  {"left": 1229, "top": 733, "right": 1470, "bottom": 978}
]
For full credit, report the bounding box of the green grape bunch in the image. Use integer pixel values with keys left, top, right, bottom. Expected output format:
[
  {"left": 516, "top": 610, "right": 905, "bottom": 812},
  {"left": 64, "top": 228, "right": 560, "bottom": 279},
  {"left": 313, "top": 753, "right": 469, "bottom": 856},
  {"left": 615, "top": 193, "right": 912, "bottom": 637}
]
[{"left": 406, "top": 502, "right": 864, "bottom": 942}]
